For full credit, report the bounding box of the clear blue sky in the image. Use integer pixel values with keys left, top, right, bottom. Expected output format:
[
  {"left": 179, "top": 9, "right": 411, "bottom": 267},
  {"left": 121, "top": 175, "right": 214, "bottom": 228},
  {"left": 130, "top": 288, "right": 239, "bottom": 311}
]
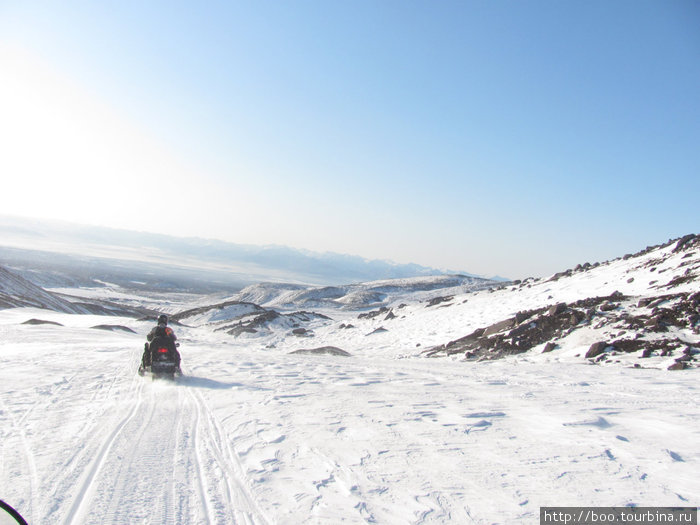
[{"left": 1, "top": 1, "right": 698, "bottom": 278}]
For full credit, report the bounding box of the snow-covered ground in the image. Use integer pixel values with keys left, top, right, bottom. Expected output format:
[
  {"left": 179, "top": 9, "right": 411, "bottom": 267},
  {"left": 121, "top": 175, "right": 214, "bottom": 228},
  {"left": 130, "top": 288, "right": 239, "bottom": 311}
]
[{"left": 0, "top": 236, "right": 698, "bottom": 524}]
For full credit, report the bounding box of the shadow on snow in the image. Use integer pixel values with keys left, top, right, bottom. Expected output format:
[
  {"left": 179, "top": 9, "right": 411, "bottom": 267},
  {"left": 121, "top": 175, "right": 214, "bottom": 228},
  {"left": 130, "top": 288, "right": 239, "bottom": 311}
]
[{"left": 179, "top": 375, "right": 271, "bottom": 391}]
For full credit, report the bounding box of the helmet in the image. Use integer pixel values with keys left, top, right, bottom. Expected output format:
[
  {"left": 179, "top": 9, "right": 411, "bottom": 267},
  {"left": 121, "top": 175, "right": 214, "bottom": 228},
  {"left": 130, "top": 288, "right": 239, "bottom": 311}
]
[{"left": 157, "top": 314, "right": 168, "bottom": 325}]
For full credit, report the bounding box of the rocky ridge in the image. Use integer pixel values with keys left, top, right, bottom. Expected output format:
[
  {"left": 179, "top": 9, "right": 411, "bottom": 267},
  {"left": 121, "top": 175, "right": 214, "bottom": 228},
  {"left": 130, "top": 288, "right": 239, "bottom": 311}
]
[{"left": 424, "top": 235, "right": 700, "bottom": 370}]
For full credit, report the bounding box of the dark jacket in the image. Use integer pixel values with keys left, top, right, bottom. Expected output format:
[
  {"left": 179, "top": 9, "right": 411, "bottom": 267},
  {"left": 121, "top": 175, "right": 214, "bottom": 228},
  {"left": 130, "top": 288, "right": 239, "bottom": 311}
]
[{"left": 147, "top": 324, "right": 177, "bottom": 342}]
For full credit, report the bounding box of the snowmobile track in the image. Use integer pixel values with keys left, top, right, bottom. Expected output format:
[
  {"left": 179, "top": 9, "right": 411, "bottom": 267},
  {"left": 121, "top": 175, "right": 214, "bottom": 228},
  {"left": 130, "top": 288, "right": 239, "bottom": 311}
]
[
  {"left": 61, "top": 381, "right": 145, "bottom": 525},
  {"left": 52, "top": 365, "right": 268, "bottom": 525},
  {"left": 0, "top": 395, "right": 40, "bottom": 525},
  {"left": 187, "top": 387, "right": 270, "bottom": 524}
]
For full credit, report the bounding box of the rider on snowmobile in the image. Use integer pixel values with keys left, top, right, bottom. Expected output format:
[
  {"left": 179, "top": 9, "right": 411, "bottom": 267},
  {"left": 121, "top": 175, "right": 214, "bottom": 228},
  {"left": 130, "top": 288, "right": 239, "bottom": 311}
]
[
  {"left": 147, "top": 314, "right": 177, "bottom": 343},
  {"left": 140, "top": 314, "right": 182, "bottom": 375}
]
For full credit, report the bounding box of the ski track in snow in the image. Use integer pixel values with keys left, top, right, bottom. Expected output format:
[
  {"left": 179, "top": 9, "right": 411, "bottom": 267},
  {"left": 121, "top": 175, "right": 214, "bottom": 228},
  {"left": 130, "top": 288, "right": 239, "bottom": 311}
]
[
  {"left": 0, "top": 235, "right": 699, "bottom": 525},
  {"left": 56, "top": 374, "right": 268, "bottom": 525},
  {"left": 0, "top": 316, "right": 269, "bottom": 525}
]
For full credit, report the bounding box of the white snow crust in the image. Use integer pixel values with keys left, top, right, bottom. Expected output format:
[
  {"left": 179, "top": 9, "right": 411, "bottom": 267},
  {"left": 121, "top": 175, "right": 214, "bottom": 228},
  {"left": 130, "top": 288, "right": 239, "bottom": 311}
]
[{"left": 0, "top": 238, "right": 698, "bottom": 524}]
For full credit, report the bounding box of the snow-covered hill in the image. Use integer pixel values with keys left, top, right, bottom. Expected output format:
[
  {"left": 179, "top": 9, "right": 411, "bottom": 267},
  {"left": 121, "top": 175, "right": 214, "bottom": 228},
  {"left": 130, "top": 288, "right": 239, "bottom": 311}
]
[
  {"left": 231, "top": 274, "right": 497, "bottom": 310},
  {"left": 0, "top": 265, "right": 158, "bottom": 318},
  {"left": 0, "top": 265, "right": 85, "bottom": 313},
  {"left": 420, "top": 234, "right": 700, "bottom": 370},
  {"left": 174, "top": 234, "right": 699, "bottom": 371},
  {"left": 0, "top": 234, "right": 698, "bottom": 524}
]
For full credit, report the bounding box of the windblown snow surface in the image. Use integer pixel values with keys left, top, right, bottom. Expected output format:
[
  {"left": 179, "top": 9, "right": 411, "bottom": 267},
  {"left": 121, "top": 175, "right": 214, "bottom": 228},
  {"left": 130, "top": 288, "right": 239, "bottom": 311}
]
[{"left": 0, "top": 238, "right": 698, "bottom": 524}]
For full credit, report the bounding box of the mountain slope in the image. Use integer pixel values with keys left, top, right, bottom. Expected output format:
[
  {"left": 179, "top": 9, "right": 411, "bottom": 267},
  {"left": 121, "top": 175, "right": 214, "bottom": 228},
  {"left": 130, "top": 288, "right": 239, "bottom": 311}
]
[
  {"left": 0, "top": 235, "right": 698, "bottom": 524},
  {"left": 0, "top": 265, "right": 158, "bottom": 318},
  {"left": 425, "top": 234, "right": 700, "bottom": 368},
  {"left": 0, "top": 265, "right": 86, "bottom": 313},
  {"left": 148, "top": 234, "right": 700, "bottom": 372},
  {"left": 231, "top": 274, "right": 498, "bottom": 310},
  {"left": 215, "top": 234, "right": 698, "bottom": 369}
]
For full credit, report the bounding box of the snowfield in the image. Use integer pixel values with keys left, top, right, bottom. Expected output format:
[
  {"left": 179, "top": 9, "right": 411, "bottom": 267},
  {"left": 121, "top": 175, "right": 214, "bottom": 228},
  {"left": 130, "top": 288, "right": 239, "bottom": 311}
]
[{"left": 0, "top": 236, "right": 698, "bottom": 524}]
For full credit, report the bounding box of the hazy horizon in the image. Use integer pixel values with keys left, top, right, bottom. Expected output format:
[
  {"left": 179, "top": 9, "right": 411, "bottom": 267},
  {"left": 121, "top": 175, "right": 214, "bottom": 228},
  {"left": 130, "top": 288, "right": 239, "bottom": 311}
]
[
  {"left": 1, "top": 1, "right": 698, "bottom": 278},
  {"left": 0, "top": 214, "right": 510, "bottom": 289}
]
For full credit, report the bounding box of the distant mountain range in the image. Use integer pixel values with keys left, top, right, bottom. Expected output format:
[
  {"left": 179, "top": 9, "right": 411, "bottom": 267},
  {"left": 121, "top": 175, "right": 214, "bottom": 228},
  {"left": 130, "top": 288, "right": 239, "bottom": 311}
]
[
  {"left": 229, "top": 274, "right": 496, "bottom": 310},
  {"left": 0, "top": 215, "right": 493, "bottom": 290}
]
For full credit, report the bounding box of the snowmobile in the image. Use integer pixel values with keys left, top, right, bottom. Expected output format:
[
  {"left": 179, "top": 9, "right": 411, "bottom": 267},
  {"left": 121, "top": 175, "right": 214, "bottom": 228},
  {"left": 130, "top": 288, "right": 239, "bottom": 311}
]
[{"left": 139, "top": 339, "right": 181, "bottom": 380}]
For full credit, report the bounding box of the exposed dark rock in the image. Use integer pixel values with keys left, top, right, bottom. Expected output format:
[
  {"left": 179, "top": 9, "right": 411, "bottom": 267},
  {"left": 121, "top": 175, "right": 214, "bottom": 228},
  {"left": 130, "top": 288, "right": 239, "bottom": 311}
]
[
  {"left": 586, "top": 342, "right": 609, "bottom": 359},
  {"left": 172, "top": 300, "right": 266, "bottom": 323},
  {"left": 22, "top": 318, "right": 63, "bottom": 326},
  {"left": 290, "top": 346, "right": 351, "bottom": 357},
  {"left": 384, "top": 310, "right": 397, "bottom": 320},
  {"left": 221, "top": 310, "right": 281, "bottom": 336},
  {"left": 426, "top": 296, "right": 454, "bottom": 307},
  {"left": 484, "top": 318, "right": 516, "bottom": 336},
  {"left": 647, "top": 297, "right": 667, "bottom": 309},
  {"left": 91, "top": 324, "right": 136, "bottom": 333},
  {"left": 422, "top": 236, "right": 698, "bottom": 367},
  {"left": 549, "top": 270, "right": 572, "bottom": 282},
  {"left": 668, "top": 361, "right": 688, "bottom": 371},
  {"left": 621, "top": 293, "right": 699, "bottom": 335},
  {"left": 425, "top": 294, "right": 620, "bottom": 361},
  {"left": 609, "top": 339, "right": 646, "bottom": 353},
  {"left": 673, "top": 234, "right": 696, "bottom": 252},
  {"left": 292, "top": 328, "right": 313, "bottom": 337},
  {"left": 294, "top": 310, "right": 332, "bottom": 321},
  {"left": 599, "top": 301, "right": 618, "bottom": 312},
  {"left": 215, "top": 309, "right": 330, "bottom": 337},
  {"left": 366, "top": 327, "right": 388, "bottom": 336},
  {"left": 609, "top": 337, "right": 689, "bottom": 359},
  {"left": 514, "top": 311, "right": 535, "bottom": 324},
  {"left": 470, "top": 327, "right": 486, "bottom": 338},
  {"left": 228, "top": 326, "right": 258, "bottom": 336},
  {"left": 665, "top": 273, "right": 697, "bottom": 288},
  {"left": 548, "top": 303, "right": 567, "bottom": 316},
  {"left": 542, "top": 342, "right": 557, "bottom": 353},
  {"left": 358, "top": 307, "right": 389, "bottom": 320}
]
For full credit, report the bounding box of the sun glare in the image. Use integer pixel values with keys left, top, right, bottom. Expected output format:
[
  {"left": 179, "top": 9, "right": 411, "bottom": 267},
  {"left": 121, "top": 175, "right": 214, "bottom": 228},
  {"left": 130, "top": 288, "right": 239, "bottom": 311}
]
[{"left": 0, "top": 45, "right": 211, "bottom": 231}]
